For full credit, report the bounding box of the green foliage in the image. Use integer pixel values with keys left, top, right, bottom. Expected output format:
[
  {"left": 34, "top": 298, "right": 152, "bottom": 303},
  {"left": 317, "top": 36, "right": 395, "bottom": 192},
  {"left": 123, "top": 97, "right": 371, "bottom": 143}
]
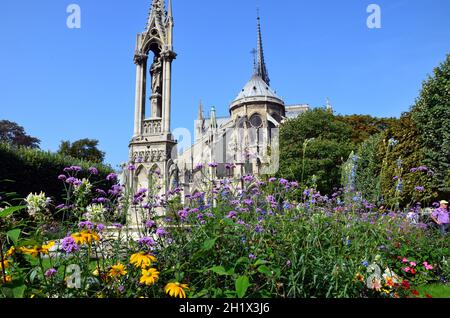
[
  {"left": 336, "top": 114, "right": 397, "bottom": 145},
  {"left": 279, "top": 108, "right": 354, "bottom": 194},
  {"left": 0, "top": 120, "right": 40, "bottom": 149},
  {"left": 354, "top": 134, "right": 384, "bottom": 204},
  {"left": 411, "top": 54, "right": 450, "bottom": 197},
  {"left": 58, "top": 139, "right": 105, "bottom": 164},
  {"left": 0, "top": 142, "right": 113, "bottom": 208}
]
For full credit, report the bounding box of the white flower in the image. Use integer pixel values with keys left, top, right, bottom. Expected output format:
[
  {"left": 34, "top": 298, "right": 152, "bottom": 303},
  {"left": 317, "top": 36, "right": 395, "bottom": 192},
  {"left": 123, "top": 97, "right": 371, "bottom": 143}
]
[
  {"left": 84, "top": 204, "right": 106, "bottom": 222},
  {"left": 74, "top": 178, "right": 92, "bottom": 195},
  {"left": 25, "top": 192, "right": 51, "bottom": 217}
]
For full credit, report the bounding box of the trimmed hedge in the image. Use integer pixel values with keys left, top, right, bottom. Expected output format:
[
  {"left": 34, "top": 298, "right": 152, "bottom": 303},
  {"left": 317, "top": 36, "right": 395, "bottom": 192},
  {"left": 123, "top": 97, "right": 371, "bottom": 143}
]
[{"left": 0, "top": 142, "right": 115, "bottom": 205}]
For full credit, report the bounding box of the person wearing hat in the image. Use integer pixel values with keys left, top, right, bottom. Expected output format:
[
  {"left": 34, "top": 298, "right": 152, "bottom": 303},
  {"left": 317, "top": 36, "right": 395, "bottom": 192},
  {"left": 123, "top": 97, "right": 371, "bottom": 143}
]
[{"left": 431, "top": 200, "right": 449, "bottom": 234}]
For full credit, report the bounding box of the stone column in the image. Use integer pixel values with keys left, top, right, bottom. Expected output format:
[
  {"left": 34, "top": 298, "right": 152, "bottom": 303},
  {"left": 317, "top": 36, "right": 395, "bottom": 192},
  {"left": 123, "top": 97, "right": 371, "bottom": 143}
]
[
  {"left": 161, "top": 51, "right": 176, "bottom": 133},
  {"left": 133, "top": 54, "right": 147, "bottom": 137}
]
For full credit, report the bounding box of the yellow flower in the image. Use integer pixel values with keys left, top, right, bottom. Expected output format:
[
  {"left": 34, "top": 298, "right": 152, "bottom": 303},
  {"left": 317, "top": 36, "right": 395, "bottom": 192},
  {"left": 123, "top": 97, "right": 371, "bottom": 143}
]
[
  {"left": 140, "top": 268, "right": 159, "bottom": 286},
  {"left": 0, "top": 275, "right": 12, "bottom": 284},
  {"left": 0, "top": 260, "right": 10, "bottom": 270},
  {"left": 130, "top": 252, "right": 157, "bottom": 269},
  {"left": 354, "top": 273, "right": 364, "bottom": 282},
  {"left": 165, "top": 282, "right": 189, "bottom": 298},
  {"left": 19, "top": 246, "right": 40, "bottom": 258},
  {"left": 382, "top": 288, "right": 391, "bottom": 295},
  {"left": 385, "top": 277, "right": 395, "bottom": 288},
  {"left": 39, "top": 241, "right": 55, "bottom": 254},
  {"left": 6, "top": 247, "right": 16, "bottom": 257},
  {"left": 81, "top": 230, "right": 100, "bottom": 244},
  {"left": 71, "top": 232, "right": 85, "bottom": 245},
  {"left": 108, "top": 263, "right": 127, "bottom": 278}
]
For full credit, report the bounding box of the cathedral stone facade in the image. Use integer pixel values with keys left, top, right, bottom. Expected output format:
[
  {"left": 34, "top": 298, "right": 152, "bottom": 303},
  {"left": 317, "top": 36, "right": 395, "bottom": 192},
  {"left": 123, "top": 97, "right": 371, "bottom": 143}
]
[{"left": 125, "top": 0, "right": 321, "bottom": 206}]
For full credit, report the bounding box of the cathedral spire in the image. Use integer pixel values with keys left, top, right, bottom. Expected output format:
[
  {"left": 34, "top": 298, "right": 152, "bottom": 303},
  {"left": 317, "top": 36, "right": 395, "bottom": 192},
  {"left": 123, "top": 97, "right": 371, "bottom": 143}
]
[
  {"left": 255, "top": 12, "right": 270, "bottom": 86},
  {"left": 198, "top": 100, "right": 204, "bottom": 122}
]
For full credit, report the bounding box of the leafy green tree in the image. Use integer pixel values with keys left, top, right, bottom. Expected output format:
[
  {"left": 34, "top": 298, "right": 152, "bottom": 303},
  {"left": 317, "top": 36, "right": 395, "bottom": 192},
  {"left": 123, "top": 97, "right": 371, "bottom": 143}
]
[
  {"left": 411, "top": 54, "right": 450, "bottom": 196},
  {"left": 336, "top": 115, "right": 398, "bottom": 144},
  {"left": 378, "top": 113, "right": 435, "bottom": 207},
  {"left": 0, "top": 120, "right": 40, "bottom": 149},
  {"left": 354, "top": 133, "right": 384, "bottom": 204},
  {"left": 58, "top": 138, "right": 105, "bottom": 163},
  {"left": 278, "top": 108, "right": 354, "bottom": 194}
]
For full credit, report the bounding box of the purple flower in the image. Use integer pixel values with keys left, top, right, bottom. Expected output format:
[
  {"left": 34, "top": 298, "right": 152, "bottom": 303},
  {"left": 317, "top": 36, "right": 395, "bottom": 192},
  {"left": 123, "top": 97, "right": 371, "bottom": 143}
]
[
  {"left": 138, "top": 236, "right": 156, "bottom": 247},
  {"left": 410, "top": 168, "right": 418, "bottom": 173},
  {"left": 249, "top": 254, "right": 256, "bottom": 260},
  {"left": 268, "top": 177, "right": 277, "bottom": 183},
  {"left": 225, "top": 164, "right": 235, "bottom": 170},
  {"left": 128, "top": 164, "right": 136, "bottom": 171},
  {"left": 279, "top": 179, "right": 289, "bottom": 186},
  {"left": 208, "top": 162, "right": 218, "bottom": 168},
  {"left": 113, "top": 223, "right": 124, "bottom": 229},
  {"left": 88, "top": 167, "right": 99, "bottom": 175},
  {"left": 56, "top": 204, "right": 66, "bottom": 210},
  {"left": 97, "top": 224, "right": 105, "bottom": 232},
  {"left": 61, "top": 236, "right": 79, "bottom": 254},
  {"left": 417, "top": 166, "right": 428, "bottom": 172},
  {"left": 243, "top": 199, "right": 253, "bottom": 206},
  {"left": 194, "top": 163, "right": 204, "bottom": 170},
  {"left": 243, "top": 175, "right": 254, "bottom": 182},
  {"left": 145, "top": 220, "right": 156, "bottom": 228},
  {"left": 58, "top": 175, "right": 67, "bottom": 181},
  {"left": 66, "top": 177, "right": 78, "bottom": 184},
  {"left": 290, "top": 181, "right": 299, "bottom": 188},
  {"left": 414, "top": 186, "right": 425, "bottom": 192},
  {"left": 45, "top": 268, "right": 57, "bottom": 278},
  {"left": 254, "top": 225, "right": 264, "bottom": 233},
  {"left": 106, "top": 173, "right": 118, "bottom": 181},
  {"left": 227, "top": 211, "right": 238, "bottom": 219},
  {"left": 78, "top": 221, "right": 94, "bottom": 230},
  {"left": 156, "top": 228, "right": 167, "bottom": 237}
]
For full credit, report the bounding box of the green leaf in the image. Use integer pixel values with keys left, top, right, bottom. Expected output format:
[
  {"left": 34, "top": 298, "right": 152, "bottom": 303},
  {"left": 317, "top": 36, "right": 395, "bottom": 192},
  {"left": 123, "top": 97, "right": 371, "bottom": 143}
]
[
  {"left": 235, "top": 276, "right": 250, "bottom": 298},
  {"left": 6, "top": 229, "right": 21, "bottom": 245},
  {"left": 257, "top": 265, "right": 272, "bottom": 276},
  {"left": 210, "top": 266, "right": 230, "bottom": 276},
  {"left": 202, "top": 238, "right": 217, "bottom": 251},
  {"left": 254, "top": 259, "right": 268, "bottom": 266},
  {"left": 0, "top": 206, "right": 25, "bottom": 218},
  {"left": 12, "top": 285, "right": 26, "bottom": 298}
]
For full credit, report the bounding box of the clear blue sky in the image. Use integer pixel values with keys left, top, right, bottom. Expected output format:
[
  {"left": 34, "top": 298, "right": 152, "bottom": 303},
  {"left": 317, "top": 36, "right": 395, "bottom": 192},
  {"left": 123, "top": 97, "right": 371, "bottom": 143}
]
[{"left": 1, "top": 0, "right": 449, "bottom": 169}]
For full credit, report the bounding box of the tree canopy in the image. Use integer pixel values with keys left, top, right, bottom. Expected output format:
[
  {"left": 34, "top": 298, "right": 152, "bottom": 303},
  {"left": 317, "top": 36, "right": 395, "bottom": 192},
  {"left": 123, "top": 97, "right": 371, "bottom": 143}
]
[
  {"left": 0, "top": 120, "right": 40, "bottom": 148},
  {"left": 57, "top": 138, "right": 105, "bottom": 163}
]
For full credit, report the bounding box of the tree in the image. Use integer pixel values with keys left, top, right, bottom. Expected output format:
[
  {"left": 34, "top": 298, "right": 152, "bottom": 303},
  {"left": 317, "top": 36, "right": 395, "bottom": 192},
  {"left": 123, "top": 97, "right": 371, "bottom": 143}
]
[
  {"left": 411, "top": 54, "right": 450, "bottom": 195},
  {"left": 58, "top": 139, "right": 105, "bottom": 163},
  {"left": 278, "top": 108, "right": 354, "bottom": 194},
  {"left": 0, "top": 120, "right": 40, "bottom": 148},
  {"left": 335, "top": 114, "right": 398, "bottom": 144}
]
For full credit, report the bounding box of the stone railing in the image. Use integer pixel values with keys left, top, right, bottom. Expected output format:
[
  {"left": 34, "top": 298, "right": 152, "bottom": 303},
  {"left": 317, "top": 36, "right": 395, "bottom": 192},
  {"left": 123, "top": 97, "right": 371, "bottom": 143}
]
[{"left": 143, "top": 118, "right": 162, "bottom": 135}]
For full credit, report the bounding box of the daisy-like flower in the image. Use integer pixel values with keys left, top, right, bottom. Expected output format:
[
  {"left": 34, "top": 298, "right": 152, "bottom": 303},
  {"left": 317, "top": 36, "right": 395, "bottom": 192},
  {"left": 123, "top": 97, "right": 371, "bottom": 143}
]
[
  {"left": 6, "top": 247, "right": 16, "bottom": 257},
  {"left": 39, "top": 241, "right": 55, "bottom": 255},
  {"left": 0, "top": 259, "right": 10, "bottom": 270},
  {"left": 130, "top": 252, "right": 157, "bottom": 269},
  {"left": 80, "top": 230, "right": 100, "bottom": 244},
  {"left": 140, "top": 268, "right": 159, "bottom": 286},
  {"left": 19, "top": 246, "right": 40, "bottom": 258},
  {"left": 108, "top": 263, "right": 127, "bottom": 278},
  {"left": 165, "top": 282, "right": 189, "bottom": 298}
]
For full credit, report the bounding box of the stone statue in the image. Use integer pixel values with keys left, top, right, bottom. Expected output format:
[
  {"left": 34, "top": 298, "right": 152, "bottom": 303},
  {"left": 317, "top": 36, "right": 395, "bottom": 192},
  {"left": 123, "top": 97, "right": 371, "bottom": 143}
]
[
  {"left": 150, "top": 56, "right": 162, "bottom": 95},
  {"left": 169, "top": 161, "right": 179, "bottom": 190}
]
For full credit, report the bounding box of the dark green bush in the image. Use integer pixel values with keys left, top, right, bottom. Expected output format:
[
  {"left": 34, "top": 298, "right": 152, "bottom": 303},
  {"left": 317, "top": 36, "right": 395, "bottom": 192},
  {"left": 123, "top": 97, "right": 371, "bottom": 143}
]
[{"left": 0, "top": 142, "right": 114, "bottom": 207}]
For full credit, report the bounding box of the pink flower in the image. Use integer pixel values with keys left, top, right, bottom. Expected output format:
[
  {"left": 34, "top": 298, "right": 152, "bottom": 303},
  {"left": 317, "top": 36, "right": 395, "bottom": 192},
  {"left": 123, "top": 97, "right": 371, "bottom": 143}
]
[
  {"left": 409, "top": 262, "right": 417, "bottom": 267},
  {"left": 423, "top": 262, "right": 434, "bottom": 270},
  {"left": 403, "top": 267, "right": 411, "bottom": 273},
  {"left": 402, "top": 258, "right": 409, "bottom": 263}
]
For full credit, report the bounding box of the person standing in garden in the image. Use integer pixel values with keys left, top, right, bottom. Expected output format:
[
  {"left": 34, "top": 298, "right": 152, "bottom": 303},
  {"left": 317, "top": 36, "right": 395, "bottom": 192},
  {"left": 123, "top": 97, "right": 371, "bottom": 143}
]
[{"left": 431, "top": 200, "right": 449, "bottom": 234}]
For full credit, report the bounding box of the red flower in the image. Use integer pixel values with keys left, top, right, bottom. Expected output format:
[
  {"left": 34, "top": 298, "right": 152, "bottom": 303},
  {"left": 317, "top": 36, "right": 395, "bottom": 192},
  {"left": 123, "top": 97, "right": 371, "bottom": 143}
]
[
  {"left": 425, "top": 294, "right": 432, "bottom": 299},
  {"left": 402, "top": 280, "right": 410, "bottom": 289},
  {"left": 410, "top": 268, "right": 416, "bottom": 275},
  {"left": 412, "top": 290, "right": 420, "bottom": 296}
]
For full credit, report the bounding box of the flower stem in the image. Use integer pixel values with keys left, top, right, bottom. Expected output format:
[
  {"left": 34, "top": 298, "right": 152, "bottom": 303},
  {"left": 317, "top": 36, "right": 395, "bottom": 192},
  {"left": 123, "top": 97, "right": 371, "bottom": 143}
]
[{"left": 0, "top": 238, "right": 7, "bottom": 284}]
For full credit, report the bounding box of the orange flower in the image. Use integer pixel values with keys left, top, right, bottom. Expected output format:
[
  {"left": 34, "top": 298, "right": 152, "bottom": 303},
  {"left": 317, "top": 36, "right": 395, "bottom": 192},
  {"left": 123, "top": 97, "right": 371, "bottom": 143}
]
[
  {"left": 130, "top": 252, "right": 157, "bottom": 269},
  {"left": 165, "top": 282, "right": 189, "bottom": 298}
]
